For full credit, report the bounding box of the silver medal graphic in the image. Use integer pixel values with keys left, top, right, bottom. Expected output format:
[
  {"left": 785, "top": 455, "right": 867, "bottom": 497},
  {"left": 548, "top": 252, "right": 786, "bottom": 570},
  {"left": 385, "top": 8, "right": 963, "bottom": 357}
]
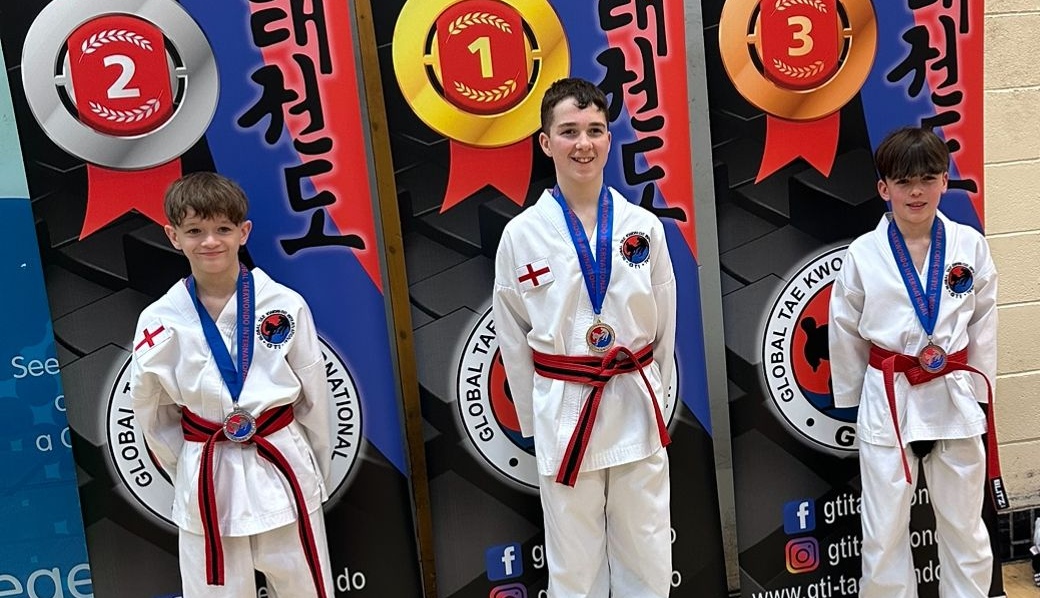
[{"left": 22, "top": 0, "right": 218, "bottom": 169}]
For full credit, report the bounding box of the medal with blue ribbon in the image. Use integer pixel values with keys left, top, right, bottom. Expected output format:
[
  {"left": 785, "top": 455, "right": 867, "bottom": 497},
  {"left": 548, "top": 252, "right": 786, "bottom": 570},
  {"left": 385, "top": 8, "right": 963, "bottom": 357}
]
[
  {"left": 552, "top": 185, "right": 615, "bottom": 353},
  {"left": 186, "top": 264, "right": 257, "bottom": 441},
  {"left": 888, "top": 217, "right": 947, "bottom": 374}
]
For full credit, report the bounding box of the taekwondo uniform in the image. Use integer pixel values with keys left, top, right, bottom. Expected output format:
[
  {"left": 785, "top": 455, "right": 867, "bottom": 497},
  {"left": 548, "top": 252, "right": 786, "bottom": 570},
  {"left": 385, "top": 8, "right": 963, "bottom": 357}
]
[
  {"left": 493, "top": 188, "right": 677, "bottom": 598},
  {"left": 131, "top": 268, "right": 333, "bottom": 598},
  {"left": 829, "top": 212, "right": 998, "bottom": 598}
]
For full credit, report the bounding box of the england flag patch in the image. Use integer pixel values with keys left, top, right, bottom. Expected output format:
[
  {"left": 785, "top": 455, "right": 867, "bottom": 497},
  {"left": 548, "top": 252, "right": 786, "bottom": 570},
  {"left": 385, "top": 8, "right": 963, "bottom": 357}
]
[
  {"left": 516, "top": 259, "right": 554, "bottom": 291},
  {"left": 133, "top": 318, "right": 171, "bottom": 356}
]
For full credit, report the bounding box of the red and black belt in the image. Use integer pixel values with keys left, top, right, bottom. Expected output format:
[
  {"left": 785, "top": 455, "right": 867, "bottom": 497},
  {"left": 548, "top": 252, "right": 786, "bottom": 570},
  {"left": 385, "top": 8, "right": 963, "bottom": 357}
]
[
  {"left": 532, "top": 344, "right": 670, "bottom": 487},
  {"left": 869, "top": 345, "right": 1008, "bottom": 510},
  {"left": 181, "top": 406, "right": 327, "bottom": 597}
]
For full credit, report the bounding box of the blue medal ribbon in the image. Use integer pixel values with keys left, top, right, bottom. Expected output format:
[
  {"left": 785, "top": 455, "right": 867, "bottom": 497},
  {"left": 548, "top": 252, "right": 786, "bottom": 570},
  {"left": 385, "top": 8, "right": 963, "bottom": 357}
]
[
  {"left": 551, "top": 185, "right": 613, "bottom": 317},
  {"left": 186, "top": 264, "right": 255, "bottom": 402},
  {"left": 887, "top": 217, "right": 945, "bottom": 340}
]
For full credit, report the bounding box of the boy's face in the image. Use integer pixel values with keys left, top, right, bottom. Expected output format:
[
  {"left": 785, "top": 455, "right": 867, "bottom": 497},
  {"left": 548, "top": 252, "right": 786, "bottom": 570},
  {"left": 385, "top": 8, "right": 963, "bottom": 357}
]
[
  {"left": 878, "top": 171, "right": 948, "bottom": 230},
  {"left": 538, "top": 97, "right": 610, "bottom": 188},
  {"left": 164, "top": 209, "right": 252, "bottom": 278}
]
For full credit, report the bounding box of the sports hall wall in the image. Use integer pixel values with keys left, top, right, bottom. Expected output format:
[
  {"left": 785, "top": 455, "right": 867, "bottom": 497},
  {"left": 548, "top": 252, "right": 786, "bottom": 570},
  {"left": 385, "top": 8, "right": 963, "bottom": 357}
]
[{"left": 981, "top": 1, "right": 1040, "bottom": 569}]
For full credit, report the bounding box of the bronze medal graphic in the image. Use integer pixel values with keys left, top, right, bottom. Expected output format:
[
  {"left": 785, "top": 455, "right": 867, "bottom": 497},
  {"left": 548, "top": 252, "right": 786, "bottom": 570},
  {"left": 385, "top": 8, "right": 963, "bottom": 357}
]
[
  {"left": 719, "top": 0, "right": 877, "bottom": 180},
  {"left": 719, "top": 0, "right": 876, "bottom": 121},
  {"left": 760, "top": 0, "right": 840, "bottom": 91}
]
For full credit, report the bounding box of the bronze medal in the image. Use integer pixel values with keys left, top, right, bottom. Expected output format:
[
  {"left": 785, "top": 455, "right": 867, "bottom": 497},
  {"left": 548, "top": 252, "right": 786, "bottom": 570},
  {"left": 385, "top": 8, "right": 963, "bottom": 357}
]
[{"left": 917, "top": 343, "right": 947, "bottom": 374}]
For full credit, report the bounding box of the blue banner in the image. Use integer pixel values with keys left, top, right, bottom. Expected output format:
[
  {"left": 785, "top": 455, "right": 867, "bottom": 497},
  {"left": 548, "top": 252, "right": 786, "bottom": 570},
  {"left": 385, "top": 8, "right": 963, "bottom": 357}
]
[{"left": 0, "top": 42, "right": 92, "bottom": 597}]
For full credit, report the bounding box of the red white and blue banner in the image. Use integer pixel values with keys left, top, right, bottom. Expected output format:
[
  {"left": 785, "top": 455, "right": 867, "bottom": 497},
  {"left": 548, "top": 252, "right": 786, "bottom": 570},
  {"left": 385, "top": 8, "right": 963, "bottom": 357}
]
[
  {"left": 3, "top": 1, "right": 423, "bottom": 595},
  {"left": 384, "top": 1, "right": 727, "bottom": 596},
  {"left": 0, "top": 43, "right": 94, "bottom": 598},
  {"left": 703, "top": 0, "right": 994, "bottom": 596}
]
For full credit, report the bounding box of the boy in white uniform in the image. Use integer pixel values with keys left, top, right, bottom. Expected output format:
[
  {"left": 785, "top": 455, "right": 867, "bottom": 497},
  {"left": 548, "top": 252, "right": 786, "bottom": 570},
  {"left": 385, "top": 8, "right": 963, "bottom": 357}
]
[
  {"left": 829, "top": 127, "right": 1005, "bottom": 597},
  {"left": 131, "top": 172, "right": 334, "bottom": 597},
  {"left": 493, "top": 78, "right": 677, "bottom": 597}
]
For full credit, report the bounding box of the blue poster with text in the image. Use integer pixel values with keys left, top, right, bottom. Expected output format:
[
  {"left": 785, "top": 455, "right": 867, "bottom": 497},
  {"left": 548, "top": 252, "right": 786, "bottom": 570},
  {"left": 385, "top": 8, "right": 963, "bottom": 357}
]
[{"left": 0, "top": 44, "right": 92, "bottom": 597}]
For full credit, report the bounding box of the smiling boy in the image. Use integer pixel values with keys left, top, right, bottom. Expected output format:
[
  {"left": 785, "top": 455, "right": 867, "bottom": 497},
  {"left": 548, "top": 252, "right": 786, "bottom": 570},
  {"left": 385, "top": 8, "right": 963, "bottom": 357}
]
[
  {"left": 130, "top": 172, "right": 334, "bottom": 597},
  {"left": 828, "top": 127, "right": 1004, "bottom": 597},
  {"left": 493, "top": 78, "right": 677, "bottom": 597}
]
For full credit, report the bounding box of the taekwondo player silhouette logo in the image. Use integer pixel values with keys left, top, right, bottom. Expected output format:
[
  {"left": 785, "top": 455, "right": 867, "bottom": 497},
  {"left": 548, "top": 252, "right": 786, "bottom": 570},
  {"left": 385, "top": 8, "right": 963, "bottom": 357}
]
[{"left": 762, "top": 247, "right": 858, "bottom": 454}]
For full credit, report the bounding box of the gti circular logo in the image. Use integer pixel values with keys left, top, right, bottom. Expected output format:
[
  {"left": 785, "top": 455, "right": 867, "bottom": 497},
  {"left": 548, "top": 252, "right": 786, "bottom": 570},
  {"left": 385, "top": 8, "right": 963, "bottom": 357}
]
[
  {"left": 761, "top": 247, "right": 857, "bottom": 454},
  {"left": 106, "top": 337, "right": 361, "bottom": 525},
  {"left": 257, "top": 310, "right": 295, "bottom": 348},
  {"left": 457, "top": 307, "right": 678, "bottom": 489},
  {"left": 620, "top": 231, "right": 651, "bottom": 268},
  {"left": 945, "top": 262, "right": 974, "bottom": 297}
]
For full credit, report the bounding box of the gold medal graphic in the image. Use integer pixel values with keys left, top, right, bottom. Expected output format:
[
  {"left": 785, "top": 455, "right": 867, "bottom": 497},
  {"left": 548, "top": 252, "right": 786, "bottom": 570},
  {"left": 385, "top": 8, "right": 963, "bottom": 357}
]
[
  {"left": 392, "top": 0, "right": 569, "bottom": 211},
  {"left": 719, "top": 0, "right": 877, "bottom": 181}
]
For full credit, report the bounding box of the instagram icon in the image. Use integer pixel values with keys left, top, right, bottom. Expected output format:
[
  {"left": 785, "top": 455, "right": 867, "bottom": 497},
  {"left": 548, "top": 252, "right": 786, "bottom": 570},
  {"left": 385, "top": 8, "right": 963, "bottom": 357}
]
[
  {"left": 489, "top": 583, "right": 527, "bottom": 598},
  {"left": 785, "top": 537, "right": 820, "bottom": 574}
]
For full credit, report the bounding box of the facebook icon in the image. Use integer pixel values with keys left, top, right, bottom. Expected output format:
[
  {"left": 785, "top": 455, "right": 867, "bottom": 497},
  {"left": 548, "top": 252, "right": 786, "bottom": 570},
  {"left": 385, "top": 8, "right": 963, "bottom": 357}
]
[
  {"left": 486, "top": 543, "right": 523, "bottom": 581},
  {"left": 783, "top": 499, "right": 816, "bottom": 534}
]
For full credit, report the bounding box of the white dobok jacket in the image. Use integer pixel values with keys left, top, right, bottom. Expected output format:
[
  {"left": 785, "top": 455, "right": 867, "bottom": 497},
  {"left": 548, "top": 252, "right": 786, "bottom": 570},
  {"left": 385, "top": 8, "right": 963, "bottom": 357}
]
[
  {"left": 131, "top": 268, "right": 331, "bottom": 536},
  {"left": 493, "top": 188, "right": 677, "bottom": 477},
  {"left": 829, "top": 212, "right": 997, "bottom": 447}
]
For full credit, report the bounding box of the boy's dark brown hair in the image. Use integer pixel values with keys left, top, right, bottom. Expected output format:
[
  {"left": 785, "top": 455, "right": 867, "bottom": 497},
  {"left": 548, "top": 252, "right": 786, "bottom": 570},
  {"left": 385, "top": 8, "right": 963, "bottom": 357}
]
[
  {"left": 540, "top": 78, "right": 609, "bottom": 133},
  {"left": 164, "top": 172, "right": 249, "bottom": 227},
  {"left": 873, "top": 126, "right": 950, "bottom": 181}
]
